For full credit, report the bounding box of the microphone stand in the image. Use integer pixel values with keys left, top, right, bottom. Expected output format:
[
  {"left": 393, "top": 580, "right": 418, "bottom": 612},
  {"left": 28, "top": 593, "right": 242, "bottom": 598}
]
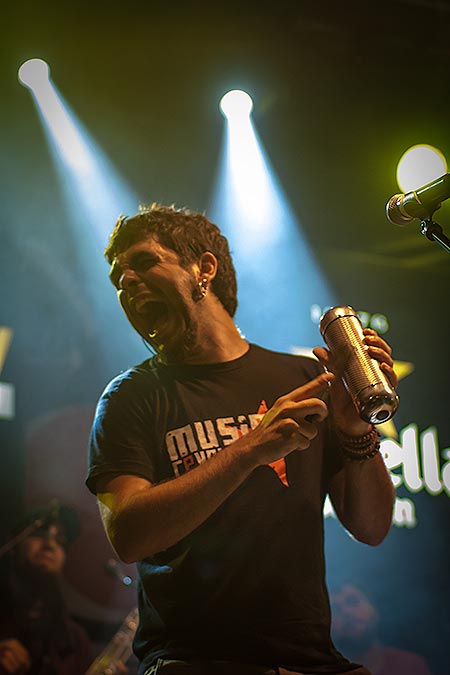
[
  {"left": 0, "top": 518, "right": 45, "bottom": 559},
  {"left": 420, "top": 217, "right": 450, "bottom": 254}
]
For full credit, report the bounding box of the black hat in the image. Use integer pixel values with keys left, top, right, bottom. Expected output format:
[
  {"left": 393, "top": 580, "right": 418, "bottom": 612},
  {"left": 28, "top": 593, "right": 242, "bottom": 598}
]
[{"left": 11, "top": 501, "right": 81, "bottom": 548}]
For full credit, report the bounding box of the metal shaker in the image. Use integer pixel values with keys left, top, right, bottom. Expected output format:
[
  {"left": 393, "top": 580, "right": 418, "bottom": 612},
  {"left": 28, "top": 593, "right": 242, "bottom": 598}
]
[{"left": 319, "top": 306, "right": 399, "bottom": 424}]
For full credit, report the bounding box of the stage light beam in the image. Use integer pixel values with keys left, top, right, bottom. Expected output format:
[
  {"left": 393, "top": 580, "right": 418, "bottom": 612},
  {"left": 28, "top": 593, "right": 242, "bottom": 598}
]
[
  {"left": 210, "top": 89, "right": 335, "bottom": 351},
  {"left": 217, "top": 90, "right": 278, "bottom": 236},
  {"left": 17, "top": 58, "right": 138, "bottom": 246},
  {"left": 17, "top": 57, "right": 141, "bottom": 366}
]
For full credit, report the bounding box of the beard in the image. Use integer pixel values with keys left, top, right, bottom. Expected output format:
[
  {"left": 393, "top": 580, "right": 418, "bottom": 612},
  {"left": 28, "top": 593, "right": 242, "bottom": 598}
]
[
  {"left": 154, "top": 276, "right": 203, "bottom": 364},
  {"left": 164, "top": 315, "right": 200, "bottom": 364}
]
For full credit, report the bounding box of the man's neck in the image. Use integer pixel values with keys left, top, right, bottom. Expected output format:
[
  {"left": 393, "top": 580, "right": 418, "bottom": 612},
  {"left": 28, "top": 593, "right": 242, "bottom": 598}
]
[
  {"left": 185, "top": 331, "right": 249, "bottom": 365},
  {"left": 161, "top": 302, "right": 249, "bottom": 366}
]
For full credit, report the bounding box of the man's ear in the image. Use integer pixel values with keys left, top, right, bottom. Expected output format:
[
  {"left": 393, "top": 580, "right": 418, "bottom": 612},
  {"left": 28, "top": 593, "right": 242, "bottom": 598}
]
[{"left": 198, "top": 251, "right": 218, "bottom": 281}]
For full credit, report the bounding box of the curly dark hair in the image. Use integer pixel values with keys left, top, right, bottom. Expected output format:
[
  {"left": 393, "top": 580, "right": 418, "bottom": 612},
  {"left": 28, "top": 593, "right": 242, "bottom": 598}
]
[{"left": 104, "top": 204, "right": 238, "bottom": 317}]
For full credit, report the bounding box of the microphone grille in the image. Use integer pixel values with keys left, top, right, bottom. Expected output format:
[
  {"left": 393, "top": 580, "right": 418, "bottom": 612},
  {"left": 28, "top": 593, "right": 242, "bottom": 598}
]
[{"left": 386, "top": 194, "right": 412, "bottom": 226}]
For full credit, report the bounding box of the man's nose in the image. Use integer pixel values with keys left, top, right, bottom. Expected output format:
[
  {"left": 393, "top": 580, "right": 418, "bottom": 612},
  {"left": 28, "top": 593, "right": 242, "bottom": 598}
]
[{"left": 119, "top": 268, "right": 140, "bottom": 291}]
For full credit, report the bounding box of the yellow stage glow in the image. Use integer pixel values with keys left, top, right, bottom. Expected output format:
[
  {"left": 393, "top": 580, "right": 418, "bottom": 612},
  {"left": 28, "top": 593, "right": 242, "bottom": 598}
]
[{"left": 397, "top": 144, "right": 447, "bottom": 193}]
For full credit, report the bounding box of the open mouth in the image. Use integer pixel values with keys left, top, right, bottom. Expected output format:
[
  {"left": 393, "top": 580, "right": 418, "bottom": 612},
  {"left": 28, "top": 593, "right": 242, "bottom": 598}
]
[{"left": 135, "top": 298, "right": 169, "bottom": 332}]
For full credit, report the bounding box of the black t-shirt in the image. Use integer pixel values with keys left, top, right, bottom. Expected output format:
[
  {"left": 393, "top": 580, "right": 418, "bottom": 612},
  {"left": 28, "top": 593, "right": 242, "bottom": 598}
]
[{"left": 87, "top": 344, "right": 356, "bottom": 674}]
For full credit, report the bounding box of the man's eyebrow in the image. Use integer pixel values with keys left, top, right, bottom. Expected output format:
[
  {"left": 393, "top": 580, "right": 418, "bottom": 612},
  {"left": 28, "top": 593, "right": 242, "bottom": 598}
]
[{"left": 129, "top": 250, "right": 160, "bottom": 264}]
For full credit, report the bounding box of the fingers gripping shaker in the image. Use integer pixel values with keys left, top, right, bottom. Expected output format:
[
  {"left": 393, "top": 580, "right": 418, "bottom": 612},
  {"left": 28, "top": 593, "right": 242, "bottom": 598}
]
[{"left": 319, "top": 306, "right": 399, "bottom": 424}]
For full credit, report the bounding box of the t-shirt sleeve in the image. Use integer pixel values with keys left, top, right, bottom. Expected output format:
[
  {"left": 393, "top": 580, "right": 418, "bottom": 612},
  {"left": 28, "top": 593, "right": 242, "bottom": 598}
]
[{"left": 86, "top": 371, "right": 157, "bottom": 495}]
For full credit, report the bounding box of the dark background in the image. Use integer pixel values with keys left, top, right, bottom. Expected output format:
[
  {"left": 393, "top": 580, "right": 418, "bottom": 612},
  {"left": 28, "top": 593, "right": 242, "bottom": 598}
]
[{"left": 1, "top": 0, "right": 449, "bottom": 671}]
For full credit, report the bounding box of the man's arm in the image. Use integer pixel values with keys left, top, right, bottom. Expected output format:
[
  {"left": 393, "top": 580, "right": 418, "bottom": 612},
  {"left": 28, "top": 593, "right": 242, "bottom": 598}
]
[
  {"left": 314, "top": 328, "right": 396, "bottom": 546},
  {"left": 96, "top": 373, "right": 333, "bottom": 563},
  {"left": 328, "top": 453, "right": 395, "bottom": 545}
]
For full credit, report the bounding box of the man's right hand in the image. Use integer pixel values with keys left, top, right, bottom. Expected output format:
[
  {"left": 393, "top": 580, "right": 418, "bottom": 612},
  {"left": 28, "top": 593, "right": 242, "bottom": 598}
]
[
  {"left": 0, "top": 639, "right": 31, "bottom": 674},
  {"left": 245, "top": 371, "right": 334, "bottom": 467}
]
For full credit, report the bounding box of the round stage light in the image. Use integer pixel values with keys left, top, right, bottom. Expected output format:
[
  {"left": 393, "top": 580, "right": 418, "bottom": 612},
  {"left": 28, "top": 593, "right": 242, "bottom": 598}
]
[
  {"left": 18, "top": 58, "right": 50, "bottom": 89},
  {"left": 219, "top": 90, "right": 254, "bottom": 119},
  {"left": 396, "top": 144, "right": 448, "bottom": 193}
]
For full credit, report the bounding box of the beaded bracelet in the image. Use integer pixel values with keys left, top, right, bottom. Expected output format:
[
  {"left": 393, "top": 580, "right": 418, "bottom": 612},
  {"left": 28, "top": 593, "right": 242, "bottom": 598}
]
[{"left": 336, "top": 425, "right": 381, "bottom": 461}]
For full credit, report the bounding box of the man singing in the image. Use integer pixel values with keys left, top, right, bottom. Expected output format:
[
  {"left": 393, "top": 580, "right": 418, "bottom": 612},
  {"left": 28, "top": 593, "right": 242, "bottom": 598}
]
[{"left": 87, "top": 205, "right": 396, "bottom": 675}]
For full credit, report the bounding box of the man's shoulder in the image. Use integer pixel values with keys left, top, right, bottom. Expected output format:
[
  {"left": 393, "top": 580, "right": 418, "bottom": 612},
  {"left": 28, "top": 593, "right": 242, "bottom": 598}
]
[{"left": 100, "top": 357, "right": 161, "bottom": 399}]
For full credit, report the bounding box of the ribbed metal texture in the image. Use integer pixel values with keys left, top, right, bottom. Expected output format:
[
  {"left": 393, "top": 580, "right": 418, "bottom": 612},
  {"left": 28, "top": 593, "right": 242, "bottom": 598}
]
[{"left": 320, "top": 306, "right": 398, "bottom": 424}]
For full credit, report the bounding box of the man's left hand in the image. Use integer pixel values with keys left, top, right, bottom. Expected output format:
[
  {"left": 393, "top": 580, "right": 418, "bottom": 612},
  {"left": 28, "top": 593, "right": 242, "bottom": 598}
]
[{"left": 313, "top": 328, "right": 398, "bottom": 436}]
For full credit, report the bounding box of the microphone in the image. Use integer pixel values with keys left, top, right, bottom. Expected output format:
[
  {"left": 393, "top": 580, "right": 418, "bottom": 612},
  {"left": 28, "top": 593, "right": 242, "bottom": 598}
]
[
  {"left": 319, "top": 306, "right": 399, "bottom": 424},
  {"left": 386, "top": 173, "right": 450, "bottom": 225}
]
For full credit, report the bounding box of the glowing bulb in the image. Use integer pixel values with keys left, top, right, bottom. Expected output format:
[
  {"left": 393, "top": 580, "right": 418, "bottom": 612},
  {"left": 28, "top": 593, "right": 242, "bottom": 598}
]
[
  {"left": 220, "top": 90, "right": 254, "bottom": 119},
  {"left": 18, "top": 59, "right": 50, "bottom": 89},
  {"left": 396, "top": 144, "right": 448, "bottom": 193}
]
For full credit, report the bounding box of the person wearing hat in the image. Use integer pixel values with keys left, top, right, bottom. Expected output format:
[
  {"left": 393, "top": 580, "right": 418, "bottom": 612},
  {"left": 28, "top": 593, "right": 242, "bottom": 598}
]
[{"left": 0, "top": 502, "right": 93, "bottom": 674}]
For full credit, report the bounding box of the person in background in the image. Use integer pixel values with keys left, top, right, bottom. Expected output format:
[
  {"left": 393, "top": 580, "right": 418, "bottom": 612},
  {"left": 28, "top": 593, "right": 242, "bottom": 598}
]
[
  {"left": 330, "top": 584, "right": 432, "bottom": 675},
  {"left": 0, "top": 502, "right": 93, "bottom": 674},
  {"left": 0, "top": 503, "right": 129, "bottom": 675}
]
